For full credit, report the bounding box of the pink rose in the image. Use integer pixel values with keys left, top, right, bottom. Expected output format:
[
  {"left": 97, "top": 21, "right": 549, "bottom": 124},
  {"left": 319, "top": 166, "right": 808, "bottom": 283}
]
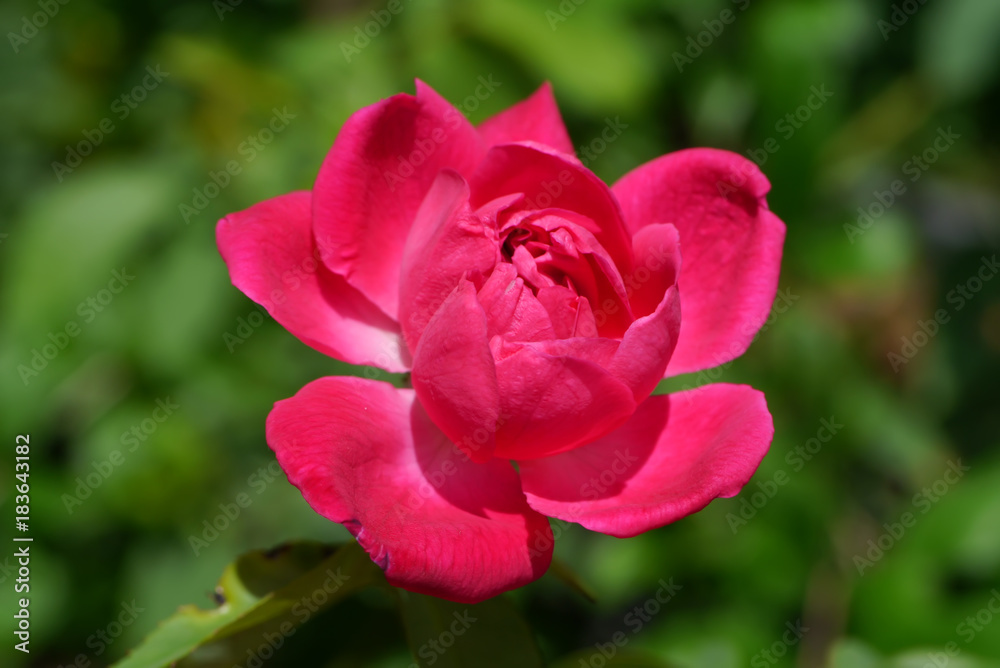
[{"left": 217, "top": 81, "right": 785, "bottom": 603}]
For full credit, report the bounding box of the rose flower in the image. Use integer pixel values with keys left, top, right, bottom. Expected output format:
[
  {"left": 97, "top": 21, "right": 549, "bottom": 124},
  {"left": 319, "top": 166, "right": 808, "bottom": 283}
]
[{"left": 217, "top": 81, "right": 785, "bottom": 603}]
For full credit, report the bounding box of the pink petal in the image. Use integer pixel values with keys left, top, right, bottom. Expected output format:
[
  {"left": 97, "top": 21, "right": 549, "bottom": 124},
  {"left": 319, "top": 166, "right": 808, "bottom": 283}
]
[
  {"left": 627, "top": 223, "right": 681, "bottom": 319},
  {"left": 313, "top": 81, "right": 486, "bottom": 319},
  {"left": 399, "top": 170, "right": 499, "bottom": 350},
  {"left": 609, "top": 285, "right": 681, "bottom": 402},
  {"left": 509, "top": 245, "right": 555, "bottom": 290},
  {"left": 216, "top": 191, "right": 408, "bottom": 372},
  {"left": 266, "top": 376, "right": 552, "bottom": 603},
  {"left": 411, "top": 280, "right": 500, "bottom": 463},
  {"left": 477, "top": 263, "right": 556, "bottom": 342},
  {"left": 493, "top": 341, "right": 636, "bottom": 460},
  {"left": 518, "top": 383, "right": 774, "bottom": 537},
  {"left": 469, "top": 143, "right": 634, "bottom": 276},
  {"left": 528, "top": 211, "right": 633, "bottom": 337},
  {"left": 477, "top": 83, "right": 575, "bottom": 155},
  {"left": 612, "top": 148, "right": 786, "bottom": 376},
  {"left": 535, "top": 286, "right": 598, "bottom": 339},
  {"left": 517, "top": 336, "right": 621, "bottom": 369}
]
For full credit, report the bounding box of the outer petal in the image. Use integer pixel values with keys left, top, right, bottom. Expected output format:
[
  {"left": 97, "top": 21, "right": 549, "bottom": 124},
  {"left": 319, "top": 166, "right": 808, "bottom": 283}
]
[
  {"left": 412, "top": 280, "right": 500, "bottom": 463},
  {"left": 266, "top": 376, "right": 552, "bottom": 603},
  {"left": 216, "top": 191, "right": 408, "bottom": 372},
  {"left": 493, "top": 341, "right": 636, "bottom": 460},
  {"left": 477, "top": 83, "right": 575, "bottom": 155},
  {"left": 612, "top": 148, "right": 786, "bottom": 376},
  {"left": 469, "top": 143, "right": 633, "bottom": 276},
  {"left": 313, "top": 80, "right": 486, "bottom": 319},
  {"left": 399, "top": 170, "right": 499, "bottom": 351},
  {"left": 518, "top": 383, "right": 774, "bottom": 537}
]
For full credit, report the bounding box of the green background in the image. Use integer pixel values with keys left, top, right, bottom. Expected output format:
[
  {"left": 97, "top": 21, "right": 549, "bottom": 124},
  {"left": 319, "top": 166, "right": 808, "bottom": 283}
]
[{"left": 2, "top": 0, "right": 999, "bottom": 665}]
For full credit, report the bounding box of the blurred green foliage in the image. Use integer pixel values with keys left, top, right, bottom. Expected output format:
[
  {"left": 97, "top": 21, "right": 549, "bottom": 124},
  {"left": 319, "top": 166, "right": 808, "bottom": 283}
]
[{"left": 1, "top": 0, "right": 999, "bottom": 666}]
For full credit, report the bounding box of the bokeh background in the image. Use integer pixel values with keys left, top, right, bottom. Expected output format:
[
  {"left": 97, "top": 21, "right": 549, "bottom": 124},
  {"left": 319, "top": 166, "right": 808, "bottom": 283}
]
[{"left": 2, "top": 0, "right": 1000, "bottom": 666}]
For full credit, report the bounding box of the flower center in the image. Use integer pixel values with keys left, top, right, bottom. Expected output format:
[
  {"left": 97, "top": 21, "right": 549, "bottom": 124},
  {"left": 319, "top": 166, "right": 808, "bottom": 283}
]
[
  {"left": 500, "top": 226, "right": 549, "bottom": 261},
  {"left": 486, "top": 204, "right": 632, "bottom": 338},
  {"left": 498, "top": 221, "right": 576, "bottom": 295}
]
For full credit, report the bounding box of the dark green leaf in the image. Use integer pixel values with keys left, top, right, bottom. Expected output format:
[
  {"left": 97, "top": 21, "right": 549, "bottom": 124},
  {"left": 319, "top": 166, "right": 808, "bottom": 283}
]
[{"left": 112, "top": 541, "right": 381, "bottom": 668}]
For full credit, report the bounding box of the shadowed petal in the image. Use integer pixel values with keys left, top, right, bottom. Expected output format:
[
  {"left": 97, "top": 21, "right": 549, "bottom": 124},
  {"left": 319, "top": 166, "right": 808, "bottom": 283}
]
[
  {"left": 518, "top": 383, "right": 773, "bottom": 537},
  {"left": 313, "top": 81, "right": 486, "bottom": 319},
  {"left": 216, "top": 191, "right": 408, "bottom": 371},
  {"left": 267, "top": 376, "right": 552, "bottom": 603}
]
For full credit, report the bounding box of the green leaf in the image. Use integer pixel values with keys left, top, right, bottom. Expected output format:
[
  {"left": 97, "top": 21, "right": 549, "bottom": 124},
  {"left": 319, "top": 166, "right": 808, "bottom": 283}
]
[
  {"left": 397, "top": 591, "right": 543, "bottom": 668},
  {"left": 113, "top": 541, "right": 381, "bottom": 668}
]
